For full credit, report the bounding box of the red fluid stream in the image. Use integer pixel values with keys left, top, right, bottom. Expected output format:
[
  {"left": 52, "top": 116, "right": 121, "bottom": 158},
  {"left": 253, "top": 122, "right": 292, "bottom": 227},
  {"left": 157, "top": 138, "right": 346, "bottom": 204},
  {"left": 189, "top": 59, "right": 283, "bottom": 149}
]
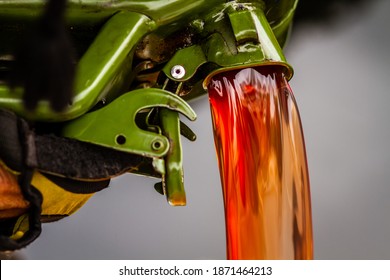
[{"left": 208, "top": 67, "right": 313, "bottom": 259}]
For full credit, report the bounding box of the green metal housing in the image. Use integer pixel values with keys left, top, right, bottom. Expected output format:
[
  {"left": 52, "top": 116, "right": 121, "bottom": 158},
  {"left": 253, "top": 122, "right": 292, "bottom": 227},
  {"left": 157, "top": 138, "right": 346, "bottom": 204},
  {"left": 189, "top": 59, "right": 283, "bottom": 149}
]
[{"left": 0, "top": 0, "right": 298, "bottom": 205}]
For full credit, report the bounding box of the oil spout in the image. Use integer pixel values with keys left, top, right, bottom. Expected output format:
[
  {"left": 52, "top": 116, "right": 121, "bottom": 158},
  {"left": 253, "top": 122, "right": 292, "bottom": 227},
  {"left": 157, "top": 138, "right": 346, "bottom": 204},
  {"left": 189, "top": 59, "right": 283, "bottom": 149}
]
[{"left": 203, "top": 1, "right": 313, "bottom": 260}]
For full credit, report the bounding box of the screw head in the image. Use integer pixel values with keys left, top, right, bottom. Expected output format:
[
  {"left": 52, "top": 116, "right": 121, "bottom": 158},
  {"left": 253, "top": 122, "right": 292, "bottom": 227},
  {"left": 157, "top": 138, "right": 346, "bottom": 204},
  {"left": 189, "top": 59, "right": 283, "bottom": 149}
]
[{"left": 171, "top": 65, "right": 186, "bottom": 79}]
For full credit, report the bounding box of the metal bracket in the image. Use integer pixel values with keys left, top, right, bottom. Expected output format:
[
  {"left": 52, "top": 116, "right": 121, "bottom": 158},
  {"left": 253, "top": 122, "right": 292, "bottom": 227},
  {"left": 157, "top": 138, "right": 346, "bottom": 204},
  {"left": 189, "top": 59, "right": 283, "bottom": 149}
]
[{"left": 62, "top": 88, "right": 196, "bottom": 159}]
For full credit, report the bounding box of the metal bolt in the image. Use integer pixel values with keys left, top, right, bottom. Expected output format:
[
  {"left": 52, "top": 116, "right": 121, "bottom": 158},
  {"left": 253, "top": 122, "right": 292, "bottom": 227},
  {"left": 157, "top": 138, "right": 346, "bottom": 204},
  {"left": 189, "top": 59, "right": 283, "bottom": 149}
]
[
  {"left": 152, "top": 140, "right": 163, "bottom": 151},
  {"left": 171, "top": 65, "right": 186, "bottom": 79}
]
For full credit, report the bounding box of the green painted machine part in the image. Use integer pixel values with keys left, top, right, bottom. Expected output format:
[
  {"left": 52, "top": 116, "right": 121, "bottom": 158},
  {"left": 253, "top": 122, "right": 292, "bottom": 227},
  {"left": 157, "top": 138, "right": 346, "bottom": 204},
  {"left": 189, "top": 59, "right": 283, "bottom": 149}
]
[
  {"left": 62, "top": 88, "right": 196, "bottom": 204},
  {"left": 0, "top": 0, "right": 298, "bottom": 206},
  {"left": 201, "top": 3, "right": 293, "bottom": 86},
  {"left": 62, "top": 88, "right": 196, "bottom": 158},
  {"left": 160, "top": 109, "right": 187, "bottom": 206},
  {"left": 0, "top": 11, "right": 155, "bottom": 121}
]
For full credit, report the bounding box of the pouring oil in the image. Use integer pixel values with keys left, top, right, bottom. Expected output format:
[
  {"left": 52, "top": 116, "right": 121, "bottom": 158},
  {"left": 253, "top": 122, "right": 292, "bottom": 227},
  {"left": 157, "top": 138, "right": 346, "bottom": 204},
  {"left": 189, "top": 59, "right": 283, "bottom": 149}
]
[{"left": 208, "top": 67, "right": 313, "bottom": 259}]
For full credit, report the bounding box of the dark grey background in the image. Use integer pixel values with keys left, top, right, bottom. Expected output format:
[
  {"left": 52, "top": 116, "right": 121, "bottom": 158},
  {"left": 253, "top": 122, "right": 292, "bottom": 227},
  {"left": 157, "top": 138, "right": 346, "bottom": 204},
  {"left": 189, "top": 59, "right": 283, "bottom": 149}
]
[{"left": 20, "top": 0, "right": 390, "bottom": 259}]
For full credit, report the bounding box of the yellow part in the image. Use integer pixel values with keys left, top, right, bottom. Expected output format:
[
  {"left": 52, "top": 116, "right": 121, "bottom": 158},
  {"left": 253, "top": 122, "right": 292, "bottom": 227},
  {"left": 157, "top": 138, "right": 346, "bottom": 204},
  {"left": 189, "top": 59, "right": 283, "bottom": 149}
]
[
  {"left": 1, "top": 163, "right": 94, "bottom": 241},
  {"left": 32, "top": 171, "right": 94, "bottom": 216},
  {"left": 10, "top": 214, "right": 29, "bottom": 240}
]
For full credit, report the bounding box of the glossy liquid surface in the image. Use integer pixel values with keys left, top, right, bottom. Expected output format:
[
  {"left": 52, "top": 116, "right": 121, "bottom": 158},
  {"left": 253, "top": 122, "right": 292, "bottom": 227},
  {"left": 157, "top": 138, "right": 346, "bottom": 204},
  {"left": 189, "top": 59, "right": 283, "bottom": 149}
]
[{"left": 208, "top": 67, "right": 313, "bottom": 259}]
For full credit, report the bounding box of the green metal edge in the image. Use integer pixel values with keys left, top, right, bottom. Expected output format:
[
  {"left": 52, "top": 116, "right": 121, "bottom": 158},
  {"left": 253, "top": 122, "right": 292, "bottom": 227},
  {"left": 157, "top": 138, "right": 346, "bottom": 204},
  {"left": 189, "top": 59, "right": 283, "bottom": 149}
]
[
  {"left": 202, "top": 4, "right": 294, "bottom": 88},
  {"left": 62, "top": 88, "right": 196, "bottom": 158}
]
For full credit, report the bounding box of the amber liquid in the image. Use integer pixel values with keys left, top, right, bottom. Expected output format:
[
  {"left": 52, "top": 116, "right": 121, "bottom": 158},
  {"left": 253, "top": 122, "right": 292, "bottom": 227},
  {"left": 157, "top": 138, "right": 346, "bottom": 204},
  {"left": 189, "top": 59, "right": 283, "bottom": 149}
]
[{"left": 208, "top": 67, "right": 313, "bottom": 259}]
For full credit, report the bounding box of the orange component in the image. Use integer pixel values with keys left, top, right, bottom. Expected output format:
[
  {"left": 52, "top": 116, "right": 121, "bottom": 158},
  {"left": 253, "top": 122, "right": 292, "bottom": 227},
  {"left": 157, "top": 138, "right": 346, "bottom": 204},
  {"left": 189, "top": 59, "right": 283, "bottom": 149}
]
[
  {"left": 0, "top": 164, "right": 29, "bottom": 220},
  {"left": 208, "top": 67, "right": 313, "bottom": 259}
]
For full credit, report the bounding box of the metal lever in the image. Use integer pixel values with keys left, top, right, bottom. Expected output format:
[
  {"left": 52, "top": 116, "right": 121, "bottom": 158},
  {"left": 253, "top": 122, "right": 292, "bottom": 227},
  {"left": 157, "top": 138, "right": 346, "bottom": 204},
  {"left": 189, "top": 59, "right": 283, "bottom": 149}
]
[
  {"left": 62, "top": 88, "right": 196, "bottom": 159},
  {"left": 159, "top": 108, "right": 186, "bottom": 206}
]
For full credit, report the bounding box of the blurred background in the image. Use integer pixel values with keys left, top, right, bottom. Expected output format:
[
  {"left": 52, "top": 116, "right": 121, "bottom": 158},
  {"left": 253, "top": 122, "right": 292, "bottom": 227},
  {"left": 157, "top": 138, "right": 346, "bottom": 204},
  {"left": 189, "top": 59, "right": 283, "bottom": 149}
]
[{"left": 5, "top": 0, "right": 389, "bottom": 259}]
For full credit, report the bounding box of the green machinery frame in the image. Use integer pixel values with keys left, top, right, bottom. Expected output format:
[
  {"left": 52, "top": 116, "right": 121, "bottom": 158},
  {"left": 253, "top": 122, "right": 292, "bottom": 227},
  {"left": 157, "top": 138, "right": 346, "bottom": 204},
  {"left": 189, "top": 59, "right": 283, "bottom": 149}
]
[{"left": 0, "top": 0, "right": 298, "bottom": 205}]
